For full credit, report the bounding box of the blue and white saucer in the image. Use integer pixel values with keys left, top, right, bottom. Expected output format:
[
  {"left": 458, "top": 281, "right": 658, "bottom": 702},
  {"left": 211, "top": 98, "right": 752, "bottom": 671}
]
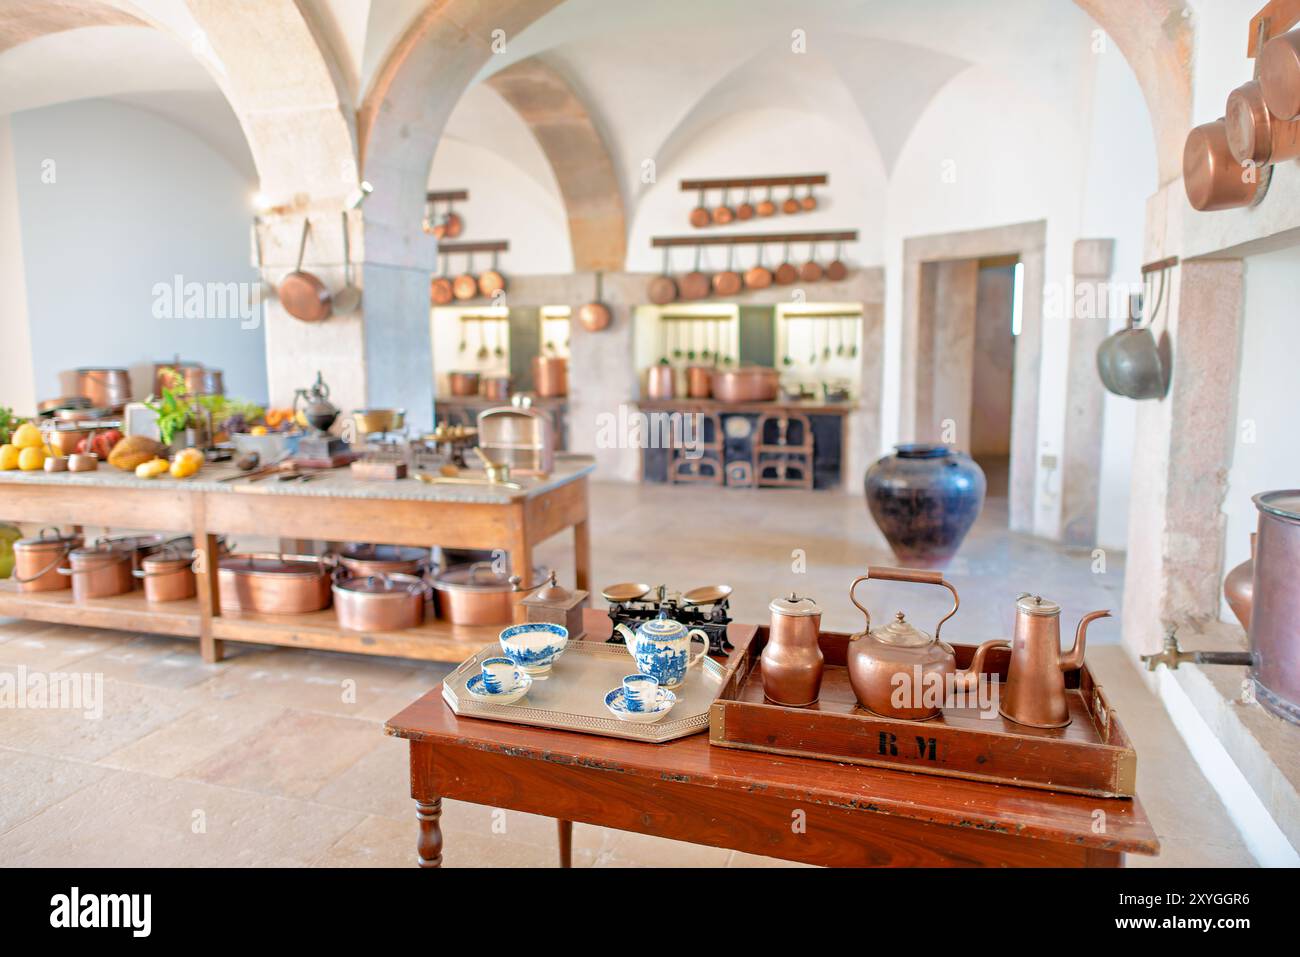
[
  {"left": 466, "top": 669, "right": 532, "bottom": 705},
  {"left": 604, "top": 686, "right": 677, "bottom": 724}
]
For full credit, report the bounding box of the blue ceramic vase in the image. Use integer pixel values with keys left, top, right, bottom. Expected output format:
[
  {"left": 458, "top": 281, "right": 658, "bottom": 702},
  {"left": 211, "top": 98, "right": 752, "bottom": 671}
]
[{"left": 864, "top": 444, "right": 986, "bottom": 565}]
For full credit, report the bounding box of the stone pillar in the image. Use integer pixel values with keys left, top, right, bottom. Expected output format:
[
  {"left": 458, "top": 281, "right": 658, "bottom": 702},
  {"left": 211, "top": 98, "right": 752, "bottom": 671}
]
[
  {"left": 927, "top": 259, "right": 979, "bottom": 448},
  {"left": 1121, "top": 259, "right": 1244, "bottom": 659},
  {"left": 1059, "top": 239, "right": 1115, "bottom": 546}
]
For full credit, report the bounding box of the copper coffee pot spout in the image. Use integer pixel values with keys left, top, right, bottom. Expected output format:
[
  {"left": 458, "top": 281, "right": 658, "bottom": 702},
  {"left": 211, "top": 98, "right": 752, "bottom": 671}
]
[{"left": 1061, "top": 609, "right": 1111, "bottom": 672}]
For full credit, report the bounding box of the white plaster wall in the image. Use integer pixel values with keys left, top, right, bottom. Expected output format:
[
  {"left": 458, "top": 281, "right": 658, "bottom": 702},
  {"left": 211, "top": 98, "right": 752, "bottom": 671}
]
[
  {"left": 8, "top": 99, "right": 266, "bottom": 402},
  {"left": 1220, "top": 245, "right": 1300, "bottom": 622},
  {"left": 0, "top": 115, "right": 36, "bottom": 414}
]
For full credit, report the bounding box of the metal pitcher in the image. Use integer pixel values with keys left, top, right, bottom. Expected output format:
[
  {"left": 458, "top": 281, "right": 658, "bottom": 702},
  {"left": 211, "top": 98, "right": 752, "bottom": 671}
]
[{"left": 994, "top": 595, "right": 1110, "bottom": 729}]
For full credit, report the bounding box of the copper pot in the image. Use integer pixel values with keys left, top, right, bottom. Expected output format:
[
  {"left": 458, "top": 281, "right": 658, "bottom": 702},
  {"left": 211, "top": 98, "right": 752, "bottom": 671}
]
[
  {"left": 12, "top": 529, "right": 81, "bottom": 592},
  {"left": 218, "top": 553, "right": 332, "bottom": 614},
  {"left": 761, "top": 594, "right": 824, "bottom": 706},
  {"left": 75, "top": 368, "right": 130, "bottom": 409},
  {"left": 1248, "top": 491, "right": 1300, "bottom": 723},
  {"left": 533, "top": 355, "right": 567, "bottom": 397},
  {"left": 712, "top": 264, "right": 742, "bottom": 297},
  {"left": 1223, "top": 533, "right": 1255, "bottom": 631},
  {"left": 645, "top": 364, "right": 676, "bottom": 400},
  {"left": 278, "top": 219, "right": 332, "bottom": 323},
  {"left": 60, "top": 543, "right": 135, "bottom": 602},
  {"left": 1261, "top": 27, "right": 1300, "bottom": 121},
  {"left": 800, "top": 246, "right": 824, "bottom": 283},
  {"left": 481, "top": 375, "right": 512, "bottom": 401},
  {"left": 756, "top": 187, "right": 777, "bottom": 217},
  {"left": 1184, "top": 118, "right": 1261, "bottom": 211},
  {"left": 711, "top": 365, "right": 779, "bottom": 402},
  {"left": 452, "top": 272, "right": 479, "bottom": 301},
  {"left": 448, "top": 371, "right": 481, "bottom": 397},
  {"left": 711, "top": 202, "right": 734, "bottom": 225},
  {"left": 735, "top": 191, "right": 755, "bottom": 220},
  {"left": 336, "top": 543, "right": 431, "bottom": 578},
  {"left": 135, "top": 548, "right": 197, "bottom": 603},
  {"left": 1226, "top": 80, "right": 1300, "bottom": 166},
  {"left": 577, "top": 301, "right": 611, "bottom": 332},
  {"left": 431, "top": 252, "right": 454, "bottom": 306},
  {"left": 781, "top": 193, "right": 802, "bottom": 215},
  {"left": 774, "top": 243, "right": 798, "bottom": 285},
  {"left": 333, "top": 573, "right": 429, "bottom": 631},
  {"left": 184, "top": 366, "right": 224, "bottom": 397},
  {"left": 680, "top": 248, "right": 710, "bottom": 301},
  {"left": 432, "top": 561, "right": 536, "bottom": 625},
  {"left": 44, "top": 425, "right": 91, "bottom": 456},
  {"left": 478, "top": 256, "right": 507, "bottom": 299},
  {"left": 686, "top": 365, "right": 712, "bottom": 399},
  {"left": 688, "top": 190, "right": 710, "bottom": 228}
]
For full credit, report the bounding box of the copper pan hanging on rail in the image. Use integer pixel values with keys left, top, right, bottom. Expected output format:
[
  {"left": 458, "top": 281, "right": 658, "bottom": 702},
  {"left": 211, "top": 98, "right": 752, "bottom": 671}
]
[
  {"left": 1183, "top": 118, "right": 1263, "bottom": 212},
  {"left": 744, "top": 244, "right": 773, "bottom": 290},
  {"left": 679, "top": 246, "right": 711, "bottom": 300},
  {"left": 647, "top": 247, "right": 678, "bottom": 305},
  {"left": 713, "top": 245, "right": 742, "bottom": 297},
  {"left": 774, "top": 242, "right": 798, "bottom": 285},
  {"left": 430, "top": 251, "right": 454, "bottom": 306},
  {"left": 1261, "top": 27, "right": 1300, "bottom": 121},
  {"left": 279, "top": 219, "right": 333, "bottom": 323},
  {"left": 689, "top": 189, "right": 710, "bottom": 228},
  {"left": 1226, "top": 80, "right": 1300, "bottom": 166}
]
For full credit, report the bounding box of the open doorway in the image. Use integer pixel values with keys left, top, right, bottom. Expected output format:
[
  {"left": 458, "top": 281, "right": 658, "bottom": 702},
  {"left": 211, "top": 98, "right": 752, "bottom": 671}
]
[{"left": 968, "top": 256, "right": 1022, "bottom": 502}]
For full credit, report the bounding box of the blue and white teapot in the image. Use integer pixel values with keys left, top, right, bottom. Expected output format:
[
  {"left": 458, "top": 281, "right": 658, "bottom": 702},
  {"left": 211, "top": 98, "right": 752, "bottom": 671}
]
[{"left": 616, "top": 611, "right": 710, "bottom": 689}]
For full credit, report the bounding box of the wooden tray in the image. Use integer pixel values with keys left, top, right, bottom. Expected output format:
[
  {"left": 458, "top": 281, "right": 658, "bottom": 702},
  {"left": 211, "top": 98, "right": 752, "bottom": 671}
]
[{"left": 709, "top": 627, "right": 1137, "bottom": 797}]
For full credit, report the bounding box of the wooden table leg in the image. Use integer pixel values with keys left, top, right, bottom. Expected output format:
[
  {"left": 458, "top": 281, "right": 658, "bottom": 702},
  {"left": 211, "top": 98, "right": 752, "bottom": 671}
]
[
  {"left": 557, "top": 819, "right": 572, "bottom": 868},
  {"left": 573, "top": 518, "right": 591, "bottom": 592},
  {"left": 192, "top": 494, "right": 224, "bottom": 664},
  {"left": 417, "top": 798, "right": 444, "bottom": 868}
]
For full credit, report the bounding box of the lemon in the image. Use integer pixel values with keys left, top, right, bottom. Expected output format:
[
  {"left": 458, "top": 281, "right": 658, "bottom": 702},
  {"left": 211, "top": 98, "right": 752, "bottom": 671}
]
[
  {"left": 18, "top": 446, "right": 45, "bottom": 471},
  {"left": 12, "top": 422, "right": 43, "bottom": 450},
  {"left": 0, "top": 444, "right": 19, "bottom": 470}
]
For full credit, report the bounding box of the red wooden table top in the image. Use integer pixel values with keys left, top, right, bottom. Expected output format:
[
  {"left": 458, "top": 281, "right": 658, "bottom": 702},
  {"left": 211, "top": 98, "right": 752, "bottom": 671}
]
[{"left": 386, "top": 612, "right": 1160, "bottom": 856}]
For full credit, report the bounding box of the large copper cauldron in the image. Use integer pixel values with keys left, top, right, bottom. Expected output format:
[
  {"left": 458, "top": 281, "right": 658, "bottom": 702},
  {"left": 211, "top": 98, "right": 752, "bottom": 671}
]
[{"left": 1249, "top": 491, "right": 1300, "bottom": 723}]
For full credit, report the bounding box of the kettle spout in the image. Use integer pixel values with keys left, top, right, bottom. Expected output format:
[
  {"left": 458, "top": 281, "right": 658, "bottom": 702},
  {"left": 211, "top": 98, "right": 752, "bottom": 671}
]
[{"left": 1060, "top": 610, "right": 1110, "bottom": 672}]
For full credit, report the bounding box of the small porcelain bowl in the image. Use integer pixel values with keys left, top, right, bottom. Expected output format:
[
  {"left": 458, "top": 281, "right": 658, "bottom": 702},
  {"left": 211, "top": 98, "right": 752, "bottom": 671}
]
[
  {"left": 465, "top": 667, "right": 532, "bottom": 705},
  {"left": 604, "top": 686, "right": 677, "bottom": 724},
  {"left": 499, "top": 622, "right": 569, "bottom": 677}
]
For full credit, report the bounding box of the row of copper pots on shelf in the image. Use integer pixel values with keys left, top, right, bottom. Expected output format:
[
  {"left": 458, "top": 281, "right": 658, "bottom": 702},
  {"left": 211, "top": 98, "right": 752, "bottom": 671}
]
[
  {"left": 446, "top": 356, "right": 567, "bottom": 399},
  {"left": 431, "top": 251, "right": 507, "bottom": 305},
  {"left": 688, "top": 184, "right": 819, "bottom": 228},
  {"left": 647, "top": 242, "right": 850, "bottom": 305},
  {"left": 1185, "top": 26, "right": 1300, "bottom": 211}
]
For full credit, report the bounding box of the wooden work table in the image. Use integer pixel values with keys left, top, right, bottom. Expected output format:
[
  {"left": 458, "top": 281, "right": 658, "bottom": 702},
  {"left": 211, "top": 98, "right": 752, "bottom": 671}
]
[
  {"left": 0, "top": 456, "right": 594, "bottom": 663},
  {"left": 386, "top": 610, "right": 1159, "bottom": 868}
]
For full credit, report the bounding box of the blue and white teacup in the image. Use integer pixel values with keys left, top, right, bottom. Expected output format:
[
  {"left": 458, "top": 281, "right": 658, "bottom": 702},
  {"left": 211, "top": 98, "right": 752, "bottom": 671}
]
[
  {"left": 481, "top": 657, "right": 517, "bottom": 694},
  {"left": 622, "top": 674, "right": 660, "bottom": 713}
]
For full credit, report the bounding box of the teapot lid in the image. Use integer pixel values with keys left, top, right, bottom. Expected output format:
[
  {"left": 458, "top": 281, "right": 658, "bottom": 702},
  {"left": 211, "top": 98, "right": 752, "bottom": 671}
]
[
  {"left": 1017, "top": 594, "right": 1061, "bottom": 616},
  {"left": 873, "top": 612, "right": 932, "bottom": 647},
  {"left": 769, "top": 593, "right": 820, "bottom": 617}
]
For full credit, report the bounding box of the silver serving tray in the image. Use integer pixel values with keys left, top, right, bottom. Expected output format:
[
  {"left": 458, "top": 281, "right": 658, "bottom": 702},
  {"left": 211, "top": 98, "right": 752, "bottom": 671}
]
[{"left": 442, "top": 640, "right": 725, "bottom": 743}]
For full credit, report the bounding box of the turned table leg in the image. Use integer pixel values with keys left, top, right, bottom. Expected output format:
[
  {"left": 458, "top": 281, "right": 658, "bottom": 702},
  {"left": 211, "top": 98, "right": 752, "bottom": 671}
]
[
  {"left": 557, "top": 819, "right": 572, "bottom": 868},
  {"left": 417, "top": 799, "right": 444, "bottom": 868}
]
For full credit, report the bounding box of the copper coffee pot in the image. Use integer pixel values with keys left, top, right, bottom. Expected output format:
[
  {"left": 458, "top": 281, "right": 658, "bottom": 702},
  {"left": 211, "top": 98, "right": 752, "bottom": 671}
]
[
  {"left": 991, "top": 595, "right": 1110, "bottom": 729},
  {"left": 761, "top": 594, "right": 823, "bottom": 707}
]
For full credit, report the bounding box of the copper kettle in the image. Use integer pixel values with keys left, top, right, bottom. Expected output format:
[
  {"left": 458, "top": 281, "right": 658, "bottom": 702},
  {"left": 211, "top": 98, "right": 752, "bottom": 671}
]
[{"left": 991, "top": 594, "right": 1110, "bottom": 729}]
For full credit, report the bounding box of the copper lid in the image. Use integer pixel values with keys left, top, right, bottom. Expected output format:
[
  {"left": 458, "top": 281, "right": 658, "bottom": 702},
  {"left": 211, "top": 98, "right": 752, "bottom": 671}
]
[
  {"left": 334, "top": 573, "right": 425, "bottom": 596},
  {"left": 873, "top": 612, "right": 931, "bottom": 647},
  {"left": 1254, "top": 490, "right": 1300, "bottom": 523},
  {"left": 769, "top": 593, "right": 820, "bottom": 617},
  {"left": 1017, "top": 594, "right": 1061, "bottom": 616}
]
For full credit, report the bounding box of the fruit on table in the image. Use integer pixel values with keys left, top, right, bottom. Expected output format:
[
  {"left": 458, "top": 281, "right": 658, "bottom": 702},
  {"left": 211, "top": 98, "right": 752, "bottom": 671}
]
[
  {"left": 18, "top": 446, "right": 45, "bottom": 470},
  {"left": 75, "top": 429, "right": 122, "bottom": 460},
  {"left": 251, "top": 425, "right": 268, "bottom": 436},
  {"left": 0, "top": 444, "right": 18, "bottom": 470},
  {"left": 11, "top": 422, "right": 43, "bottom": 450},
  {"left": 108, "top": 435, "right": 167, "bottom": 471},
  {"left": 135, "top": 458, "right": 170, "bottom": 479},
  {"left": 169, "top": 447, "right": 203, "bottom": 479}
]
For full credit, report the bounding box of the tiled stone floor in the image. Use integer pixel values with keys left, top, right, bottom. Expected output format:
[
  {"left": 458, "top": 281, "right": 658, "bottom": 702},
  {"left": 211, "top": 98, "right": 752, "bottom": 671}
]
[{"left": 0, "top": 481, "right": 1257, "bottom": 867}]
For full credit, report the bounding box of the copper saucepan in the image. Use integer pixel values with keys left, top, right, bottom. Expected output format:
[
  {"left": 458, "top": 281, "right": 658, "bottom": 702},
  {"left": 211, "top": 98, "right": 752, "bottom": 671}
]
[
  {"left": 689, "top": 189, "right": 710, "bottom": 228},
  {"left": 800, "top": 243, "right": 824, "bottom": 283},
  {"left": 1226, "top": 80, "right": 1300, "bottom": 166},
  {"left": 756, "top": 185, "right": 777, "bottom": 218},
  {"left": 478, "top": 250, "right": 507, "bottom": 299},
  {"left": 1184, "top": 117, "right": 1262, "bottom": 211},
  {"left": 279, "top": 219, "right": 332, "bottom": 323},
  {"left": 218, "top": 553, "right": 334, "bottom": 614},
  {"left": 745, "top": 245, "right": 773, "bottom": 290},
  {"left": 648, "top": 248, "right": 679, "bottom": 305},
  {"left": 713, "top": 245, "right": 742, "bottom": 297},
  {"left": 774, "top": 242, "right": 798, "bottom": 285},
  {"left": 430, "top": 252, "right": 454, "bottom": 306},
  {"left": 680, "top": 247, "right": 710, "bottom": 301},
  {"left": 333, "top": 573, "right": 430, "bottom": 632},
  {"left": 1261, "top": 27, "right": 1300, "bottom": 121},
  {"left": 453, "top": 254, "right": 479, "bottom": 301}
]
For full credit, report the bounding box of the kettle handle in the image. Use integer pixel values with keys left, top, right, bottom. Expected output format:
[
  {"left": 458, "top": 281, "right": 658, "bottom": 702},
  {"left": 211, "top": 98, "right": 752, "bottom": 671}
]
[{"left": 848, "top": 565, "right": 960, "bottom": 641}]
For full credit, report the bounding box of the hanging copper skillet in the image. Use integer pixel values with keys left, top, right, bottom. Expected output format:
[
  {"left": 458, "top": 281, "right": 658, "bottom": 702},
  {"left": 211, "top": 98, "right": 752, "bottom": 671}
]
[
  {"left": 478, "top": 250, "right": 507, "bottom": 298},
  {"left": 744, "top": 244, "right": 773, "bottom": 290},
  {"left": 825, "top": 241, "right": 849, "bottom": 281},
  {"left": 453, "top": 253, "right": 479, "bottom": 301},
  {"left": 756, "top": 185, "right": 776, "bottom": 217},
  {"left": 800, "top": 183, "right": 818, "bottom": 212},
  {"left": 443, "top": 200, "right": 463, "bottom": 239},
  {"left": 430, "top": 252, "right": 453, "bottom": 306},
  {"left": 279, "top": 219, "right": 332, "bottom": 323},
  {"left": 689, "top": 189, "right": 710, "bottom": 228},
  {"left": 713, "top": 245, "right": 742, "bottom": 297},
  {"left": 800, "top": 243, "right": 824, "bottom": 283},
  {"left": 577, "top": 271, "right": 612, "bottom": 331},
  {"left": 1226, "top": 80, "right": 1300, "bottom": 166},
  {"left": 774, "top": 242, "right": 798, "bottom": 285},
  {"left": 712, "top": 188, "right": 734, "bottom": 225},
  {"left": 647, "top": 247, "right": 678, "bottom": 305},
  {"left": 680, "top": 246, "right": 710, "bottom": 300},
  {"left": 735, "top": 187, "right": 755, "bottom": 221},
  {"left": 782, "top": 186, "right": 802, "bottom": 215}
]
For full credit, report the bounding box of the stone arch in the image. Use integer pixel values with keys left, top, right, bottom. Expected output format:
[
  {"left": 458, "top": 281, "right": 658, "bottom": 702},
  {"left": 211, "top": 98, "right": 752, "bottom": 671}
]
[{"left": 1073, "top": 0, "right": 1192, "bottom": 186}]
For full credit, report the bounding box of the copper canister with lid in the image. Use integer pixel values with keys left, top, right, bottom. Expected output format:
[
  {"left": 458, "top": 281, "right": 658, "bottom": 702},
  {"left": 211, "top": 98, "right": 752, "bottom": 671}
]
[
  {"left": 1249, "top": 491, "right": 1300, "bottom": 724},
  {"left": 761, "top": 594, "right": 824, "bottom": 706},
  {"left": 61, "top": 542, "right": 135, "bottom": 601},
  {"left": 12, "top": 528, "right": 82, "bottom": 592},
  {"left": 135, "top": 545, "right": 197, "bottom": 603}
]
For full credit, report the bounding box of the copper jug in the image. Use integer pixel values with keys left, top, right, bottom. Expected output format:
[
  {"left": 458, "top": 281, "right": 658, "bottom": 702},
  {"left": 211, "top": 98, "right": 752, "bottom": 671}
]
[
  {"left": 761, "top": 594, "right": 823, "bottom": 706},
  {"left": 994, "top": 595, "right": 1110, "bottom": 729},
  {"left": 845, "top": 566, "right": 1005, "bottom": 721}
]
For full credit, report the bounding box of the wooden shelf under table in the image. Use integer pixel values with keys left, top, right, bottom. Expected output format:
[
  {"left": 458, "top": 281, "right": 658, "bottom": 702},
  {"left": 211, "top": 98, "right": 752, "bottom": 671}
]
[{"left": 0, "top": 583, "right": 201, "bottom": 638}]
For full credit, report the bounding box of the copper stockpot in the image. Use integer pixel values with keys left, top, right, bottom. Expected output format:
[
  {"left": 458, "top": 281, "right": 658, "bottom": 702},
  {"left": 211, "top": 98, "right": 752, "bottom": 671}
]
[
  {"left": 335, "top": 543, "right": 431, "bottom": 578},
  {"left": 532, "top": 355, "right": 568, "bottom": 397},
  {"left": 183, "top": 366, "right": 224, "bottom": 397},
  {"left": 686, "top": 365, "right": 712, "bottom": 399},
  {"left": 431, "top": 561, "right": 539, "bottom": 625},
  {"left": 43, "top": 425, "right": 91, "bottom": 456},
  {"left": 333, "top": 573, "right": 429, "bottom": 632},
  {"left": 217, "top": 553, "right": 333, "bottom": 614},
  {"left": 761, "top": 594, "right": 824, "bottom": 706},
  {"left": 1184, "top": 118, "right": 1261, "bottom": 211},
  {"left": 61, "top": 543, "right": 135, "bottom": 602},
  {"left": 12, "top": 529, "right": 82, "bottom": 592},
  {"left": 75, "top": 368, "right": 130, "bottom": 409},
  {"left": 448, "top": 371, "right": 481, "bottom": 397},
  {"left": 1226, "top": 80, "right": 1300, "bottom": 166},
  {"left": 135, "top": 547, "right": 197, "bottom": 603},
  {"left": 481, "top": 375, "right": 512, "bottom": 401},
  {"left": 1260, "top": 27, "right": 1300, "bottom": 121},
  {"left": 845, "top": 566, "right": 1005, "bottom": 721},
  {"left": 1248, "top": 491, "right": 1300, "bottom": 723},
  {"left": 711, "top": 365, "right": 779, "bottom": 402},
  {"left": 645, "top": 364, "right": 676, "bottom": 400}
]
